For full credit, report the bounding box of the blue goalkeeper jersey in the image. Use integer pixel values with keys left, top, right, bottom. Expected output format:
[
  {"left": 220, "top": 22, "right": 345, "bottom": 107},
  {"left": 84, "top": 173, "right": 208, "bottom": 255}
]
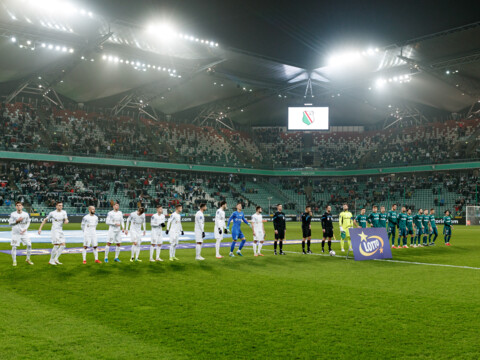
[{"left": 227, "top": 211, "right": 249, "bottom": 230}]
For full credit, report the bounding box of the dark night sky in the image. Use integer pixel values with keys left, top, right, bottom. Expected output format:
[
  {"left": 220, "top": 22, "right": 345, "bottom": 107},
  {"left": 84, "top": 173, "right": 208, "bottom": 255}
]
[{"left": 94, "top": 0, "right": 479, "bottom": 68}]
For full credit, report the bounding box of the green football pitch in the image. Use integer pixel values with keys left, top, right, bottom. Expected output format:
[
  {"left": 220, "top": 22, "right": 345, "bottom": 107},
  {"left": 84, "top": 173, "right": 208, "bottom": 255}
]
[{"left": 1, "top": 222, "right": 479, "bottom": 359}]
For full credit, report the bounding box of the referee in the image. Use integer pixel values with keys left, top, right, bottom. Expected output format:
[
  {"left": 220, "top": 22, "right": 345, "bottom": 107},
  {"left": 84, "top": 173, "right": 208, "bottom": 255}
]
[
  {"left": 321, "top": 205, "right": 334, "bottom": 253},
  {"left": 301, "top": 205, "right": 313, "bottom": 254},
  {"left": 273, "top": 204, "right": 286, "bottom": 255}
]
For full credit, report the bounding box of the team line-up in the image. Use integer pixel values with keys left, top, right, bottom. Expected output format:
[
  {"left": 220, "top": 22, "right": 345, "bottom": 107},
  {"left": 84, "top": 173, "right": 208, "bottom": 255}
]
[{"left": 6, "top": 201, "right": 453, "bottom": 267}]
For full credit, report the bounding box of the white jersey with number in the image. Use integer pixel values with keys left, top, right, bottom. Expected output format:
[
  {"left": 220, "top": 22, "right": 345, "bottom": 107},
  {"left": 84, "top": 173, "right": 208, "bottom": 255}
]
[
  {"left": 81, "top": 214, "right": 98, "bottom": 235},
  {"left": 151, "top": 213, "right": 166, "bottom": 243},
  {"left": 167, "top": 212, "right": 183, "bottom": 237},
  {"left": 127, "top": 212, "right": 146, "bottom": 233},
  {"left": 47, "top": 210, "right": 68, "bottom": 231},
  {"left": 82, "top": 214, "right": 99, "bottom": 247},
  {"left": 106, "top": 210, "right": 124, "bottom": 233},
  {"left": 9, "top": 211, "right": 31, "bottom": 237},
  {"left": 251, "top": 213, "right": 264, "bottom": 240},
  {"left": 195, "top": 210, "right": 205, "bottom": 242},
  {"left": 215, "top": 208, "right": 225, "bottom": 231}
]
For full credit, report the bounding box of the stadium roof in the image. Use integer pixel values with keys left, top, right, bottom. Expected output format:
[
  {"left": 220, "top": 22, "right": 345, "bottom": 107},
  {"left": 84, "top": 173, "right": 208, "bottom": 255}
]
[{"left": 0, "top": 0, "right": 479, "bottom": 127}]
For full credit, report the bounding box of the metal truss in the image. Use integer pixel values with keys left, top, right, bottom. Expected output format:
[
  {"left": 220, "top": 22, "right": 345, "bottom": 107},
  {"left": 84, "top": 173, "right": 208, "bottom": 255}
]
[
  {"left": 4, "top": 32, "right": 113, "bottom": 107},
  {"left": 383, "top": 105, "right": 430, "bottom": 129}
]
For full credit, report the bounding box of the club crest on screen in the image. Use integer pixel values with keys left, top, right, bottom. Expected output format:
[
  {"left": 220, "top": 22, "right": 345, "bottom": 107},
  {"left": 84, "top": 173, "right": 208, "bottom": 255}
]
[{"left": 302, "top": 110, "right": 315, "bottom": 125}]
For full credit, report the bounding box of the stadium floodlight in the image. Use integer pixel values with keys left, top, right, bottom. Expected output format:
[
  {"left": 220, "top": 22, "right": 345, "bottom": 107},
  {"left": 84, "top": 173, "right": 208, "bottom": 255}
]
[
  {"left": 327, "top": 50, "right": 362, "bottom": 67},
  {"left": 26, "top": 40, "right": 32, "bottom": 45},
  {"left": 48, "top": 44, "right": 53, "bottom": 49},
  {"left": 10, "top": 37, "right": 16, "bottom": 43},
  {"left": 102, "top": 55, "right": 106, "bottom": 60},
  {"left": 147, "top": 23, "right": 177, "bottom": 43},
  {"left": 55, "top": 45, "right": 60, "bottom": 51},
  {"left": 41, "top": 43, "right": 46, "bottom": 48},
  {"left": 375, "top": 78, "right": 386, "bottom": 88}
]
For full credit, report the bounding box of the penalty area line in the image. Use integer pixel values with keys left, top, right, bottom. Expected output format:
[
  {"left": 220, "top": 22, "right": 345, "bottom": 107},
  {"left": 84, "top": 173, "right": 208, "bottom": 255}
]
[{"left": 263, "top": 249, "right": 480, "bottom": 270}]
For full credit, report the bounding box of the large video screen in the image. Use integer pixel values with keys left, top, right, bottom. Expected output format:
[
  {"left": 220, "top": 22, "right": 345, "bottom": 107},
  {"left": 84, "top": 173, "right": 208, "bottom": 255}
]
[{"left": 288, "top": 107, "right": 329, "bottom": 131}]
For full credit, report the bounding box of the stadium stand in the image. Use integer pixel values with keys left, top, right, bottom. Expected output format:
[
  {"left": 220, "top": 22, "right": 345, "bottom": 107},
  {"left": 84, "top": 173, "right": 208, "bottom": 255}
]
[
  {"left": 1, "top": 160, "right": 478, "bottom": 218},
  {"left": 3, "top": 101, "right": 479, "bottom": 171}
]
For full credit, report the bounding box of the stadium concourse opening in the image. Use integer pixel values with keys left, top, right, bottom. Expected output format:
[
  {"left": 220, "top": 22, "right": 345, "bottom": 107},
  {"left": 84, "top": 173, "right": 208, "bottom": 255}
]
[{"left": 1, "top": 0, "right": 480, "bottom": 358}]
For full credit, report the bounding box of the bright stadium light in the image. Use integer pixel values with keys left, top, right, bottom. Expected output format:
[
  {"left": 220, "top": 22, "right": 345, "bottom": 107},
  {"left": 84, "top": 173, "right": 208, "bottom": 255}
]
[
  {"left": 10, "top": 37, "right": 16, "bottom": 43},
  {"left": 327, "top": 50, "right": 362, "bottom": 67},
  {"left": 147, "top": 23, "right": 177, "bottom": 42}
]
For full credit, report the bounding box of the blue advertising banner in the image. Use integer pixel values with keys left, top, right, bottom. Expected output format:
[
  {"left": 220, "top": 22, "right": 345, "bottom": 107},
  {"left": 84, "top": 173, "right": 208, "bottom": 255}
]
[{"left": 349, "top": 228, "right": 392, "bottom": 261}]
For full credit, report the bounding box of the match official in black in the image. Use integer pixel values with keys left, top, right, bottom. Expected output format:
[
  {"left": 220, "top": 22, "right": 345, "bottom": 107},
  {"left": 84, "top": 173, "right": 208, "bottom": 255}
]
[
  {"left": 321, "top": 205, "right": 334, "bottom": 253},
  {"left": 273, "top": 204, "right": 286, "bottom": 255},
  {"left": 301, "top": 205, "right": 313, "bottom": 254}
]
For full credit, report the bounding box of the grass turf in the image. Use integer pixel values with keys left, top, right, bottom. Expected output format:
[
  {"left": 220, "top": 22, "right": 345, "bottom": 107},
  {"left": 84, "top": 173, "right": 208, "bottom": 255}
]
[{"left": 0, "top": 222, "right": 479, "bottom": 359}]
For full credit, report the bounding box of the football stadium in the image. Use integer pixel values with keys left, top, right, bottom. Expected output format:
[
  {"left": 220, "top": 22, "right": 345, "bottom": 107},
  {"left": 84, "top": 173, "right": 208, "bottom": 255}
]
[{"left": 1, "top": 0, "right": 480, "bottom": 359}]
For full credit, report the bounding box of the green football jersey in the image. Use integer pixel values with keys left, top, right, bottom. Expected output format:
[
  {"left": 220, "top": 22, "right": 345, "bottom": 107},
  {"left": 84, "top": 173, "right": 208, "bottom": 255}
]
[
  {"left": 387, "top": 210, "right": 398, "bottom": 227},
  {"left": 429, "top": 214, "right": 437, "bottom": 228},
  {"left": 443, "top": 216, "right": 452, "bottom": 227},
  {"left": 413, "top": 214, "right": 422, "bottom": 228},
  {"left": 367, "top": 212, "right": 380, "bottom": 227},
  {"left": 398, "top": 212, "right": 407, "bottom": 229},
  {"left": 422, "top": 215, "right": 430, "bottom": 228},
  {"left": 379, "top": 213, "right": 387, "bottom": 227},
  {"left": 406, "top": 215, "right": 413, "bottom": 230},
  {"left": 355, "top": 214, "right": 367, "bottom": 228}
]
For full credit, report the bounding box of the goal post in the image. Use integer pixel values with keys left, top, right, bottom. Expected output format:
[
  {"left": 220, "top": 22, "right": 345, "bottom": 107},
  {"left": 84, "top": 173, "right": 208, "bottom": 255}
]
[{"left": 465, "top": 206, "right": 480, "bottom": 226}]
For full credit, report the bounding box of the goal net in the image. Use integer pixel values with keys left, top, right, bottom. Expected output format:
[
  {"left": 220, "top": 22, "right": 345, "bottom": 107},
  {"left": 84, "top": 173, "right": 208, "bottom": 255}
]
[{"left": 465, "top": 206, "right": 480, "bottom": 226}]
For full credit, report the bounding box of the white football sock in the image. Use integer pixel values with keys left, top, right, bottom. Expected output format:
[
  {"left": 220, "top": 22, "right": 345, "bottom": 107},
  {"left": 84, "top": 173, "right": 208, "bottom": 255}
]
[
  {"left": 93, "top": 248, "right": 98, "bottom": 260},
  {"left": 169, "top": 244, "right": 173, "bottom": 258},
  {"left": 11, "top": 246, "right": 17, "bottom": 263},
  {"left": 258, "top": 242, "right": 263, "bottom": 253},
  {"left": 131, "top": 244, "right": 135, "bottom": 259},
  {"left": 82, "top": 248, "right": 87, "bottom": 261},
  {"left": 26, "top": 245, "right": 31, "bottom": 260},
  {"left": 196, "top": 244, "right": 201, "bottom": 258},
  {"left": 50, "top": 246, "right": 57, "bottom": 262},
  {"left": 215, "top": 239, "right": 221, "bottom": 257},
  {"left": 252, "top": 242, "right": 257, "bottom": 254},
  {"left": 172, "top": 243, "right": 177, "bottom": 257},
  {"left": 135, "top": 244, "right": 141, "bottom": 259},
  {"left": 150, "top": 245, "right": 155, "bottom": 260},
  {"left": 104, "top": 245, "right": 110, "bottom": 260},
  {"left": 156, "top": 244, "right": 162, "bottom": 259},
  {"left": 55, "top": 245, "right": 65, "bottom": 261},
  {"left": 115, "top": 245, "right": 121, "bottom": 259}
]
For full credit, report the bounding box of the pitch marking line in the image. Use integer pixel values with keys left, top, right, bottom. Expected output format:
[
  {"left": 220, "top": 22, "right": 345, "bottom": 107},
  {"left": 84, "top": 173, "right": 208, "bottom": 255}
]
[{"left": 263, "top": 249, "right": 480, "bottom": 271}]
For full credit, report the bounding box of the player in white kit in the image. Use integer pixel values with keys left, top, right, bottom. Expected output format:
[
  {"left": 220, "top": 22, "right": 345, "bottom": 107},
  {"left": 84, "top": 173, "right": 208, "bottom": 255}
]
[
  {"left": 214, "top": 201, "right": 228, "bottom": 258},
  {"left": 81, "top": 206, "right": 100, "bottom": 264},
  {"left": 166, "top": 204, "right": 184, "bottom": 261},
  {"left": 8, "top": 201, "right": 34, "bottom": 266},
  {"left": 251, "top": 206, "right": 266, "bottom": 256},
  {"left": 195, "top": 203, "right": 207, "bottom": 261},
  {"left": 150, "top": 205, "right": 166, "bottom": 262},
  {"left": 104, "top": 203, "right": 125, "bottom": 263},
  {"left": 38, "top": 202, "right": 69, "bottom": 266},
  {"left": 125, "top": 207, "right": 146, "bottom": 262}
]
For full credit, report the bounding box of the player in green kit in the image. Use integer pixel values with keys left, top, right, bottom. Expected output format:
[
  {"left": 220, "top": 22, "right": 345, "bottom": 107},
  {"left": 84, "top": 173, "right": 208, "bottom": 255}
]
[
  {"left": 397, "top": 207, "right": 408, "bottom": 248},
  {"left": 354, "top": 208, "right": 368, "bottom": 228},
  {"left": 428, "top": 209, "right": 438, "bottom": 246},
  {"left": 387, "top": 204, "right": 398, "bottom": 248},
  {"left": 406, "top": 209, "right": 414, "bottom": 247},
  {"left": 443, "top": 210, "right": 453, "bottom": 246},
  {"left": 412, "top": 209, "right": 424, "bottom": 247},
  {"left": 379, "top": 206, "right": 387, "bottom": 229},
  {"left": 367, "top": 205, "right": 380, "bottom": 227},
  {"left": 422, "top": 209, "right": 430, "bottom": 246}
]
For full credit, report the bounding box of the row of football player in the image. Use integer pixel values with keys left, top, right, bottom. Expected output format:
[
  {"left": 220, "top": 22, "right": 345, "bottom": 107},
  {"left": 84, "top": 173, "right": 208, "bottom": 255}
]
[
  {"left": 336, "top": 204, "right": 454, "bottom": 252},
  {"left": 7, "top": 200, "right": 286, "bottom": 266}
]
